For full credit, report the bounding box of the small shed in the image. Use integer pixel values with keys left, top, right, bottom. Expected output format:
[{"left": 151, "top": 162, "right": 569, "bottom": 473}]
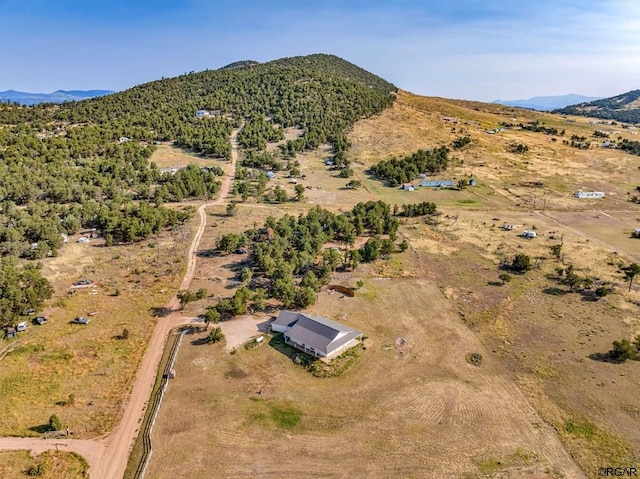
[{"left": 402, "top": 183, "right": 416, "bottom": 191}]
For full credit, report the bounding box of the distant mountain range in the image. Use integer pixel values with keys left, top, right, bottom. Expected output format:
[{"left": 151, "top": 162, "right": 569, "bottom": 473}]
[
  {"left": 493, "top": 94, "right": 602, "bottom": 111},
  {"left": 0, "top": 89, "right": 114, "bottom": 106},
  {"left": 554, "top": 90, "right": 640, "bottom": 124}
]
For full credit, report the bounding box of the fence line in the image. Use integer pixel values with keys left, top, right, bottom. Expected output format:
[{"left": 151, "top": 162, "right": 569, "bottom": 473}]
[{"left": 133, "top": 328, "right": 185, "bottom": 479}]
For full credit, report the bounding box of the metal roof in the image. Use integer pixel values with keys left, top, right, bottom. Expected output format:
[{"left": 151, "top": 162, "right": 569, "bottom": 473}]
[{"left": 274, "top": 310, "right": 362, "bottom": 356}]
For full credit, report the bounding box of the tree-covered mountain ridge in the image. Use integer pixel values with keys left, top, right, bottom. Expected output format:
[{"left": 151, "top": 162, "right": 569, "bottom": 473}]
[
  {"left": 554, "top": 89, "right": 640, "bottom": 123},
  {"left": 0, "top": 54, "right": 396, "bottom": 257}
]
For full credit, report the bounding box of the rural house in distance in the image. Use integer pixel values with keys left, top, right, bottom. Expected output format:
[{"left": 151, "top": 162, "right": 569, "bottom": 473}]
[{"left": 271, "top": 311, "right": 363, "bottom": 360}]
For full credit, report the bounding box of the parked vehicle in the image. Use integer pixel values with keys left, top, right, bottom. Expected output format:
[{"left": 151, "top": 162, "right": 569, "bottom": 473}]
[
  {"left": 16, "top": 321, "right": 28, "bottom": 332},
  {"left": 72, "top": 317, "right": 90, "bottom": 325},
  {"left": 35, "top": 316, "right": 47, "bottom": 325}
]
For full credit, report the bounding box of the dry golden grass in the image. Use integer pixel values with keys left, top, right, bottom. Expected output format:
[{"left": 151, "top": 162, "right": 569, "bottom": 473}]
[
  {"left": 0, "top": 218, "right": 198, "bottom": 437},
  {"left": 149, "top": 144, "right": 223, "bottom": 169},
  {"left": 0, "top": 450, "right": 88, "bottom": 479},
  {"left": 144, "top": 92, "right": 640, "bottom": 477},
  {"left": 148, "top": 275, "right": 583, "bottom": 479}
]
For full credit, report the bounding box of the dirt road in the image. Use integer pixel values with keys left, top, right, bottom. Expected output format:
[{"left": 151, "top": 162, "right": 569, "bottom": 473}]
[{"left": 0, "top": 127, "right": 241, "bottom": 479}]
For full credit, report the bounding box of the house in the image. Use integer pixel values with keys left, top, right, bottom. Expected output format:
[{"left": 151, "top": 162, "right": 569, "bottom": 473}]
[
  {"left": 271, "top": 310, "right": 363, "bottom": 360},
  {"left": 402, "top": 184, "right": 416, "bottom": 191},
  {"left": 119, "top": 137, "right": 129, "bottom": 143},
  {"left": 4, "top": 327, "right": 16, "bottom": 338},
  {"left": 195, "top": 110, "right": 210, "bottom": 118},
  {"left": 420, "top": 179, "right": 454, "bottom": 188},
  {"left": 575, "top": 190, "right": 605, "bottom": 199},
  {"left": 522, "top": 230, "right": 537, "bottom": 239},
  {"left": 502, "top": 224, "right": 514, "bottom": 231}
]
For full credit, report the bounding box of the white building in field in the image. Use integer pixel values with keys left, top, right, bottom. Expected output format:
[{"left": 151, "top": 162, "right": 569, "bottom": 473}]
[
  {"left": 270, "top": 311, "right": 363, "bottom": 360},
  {"left": 575, "top": 190, "right": 605, "bottom": 199}
]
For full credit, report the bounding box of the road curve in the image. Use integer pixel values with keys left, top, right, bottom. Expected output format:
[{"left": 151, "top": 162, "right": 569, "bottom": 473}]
[{"left": 0, "top": 127, "right": 241, "bottom": 479}]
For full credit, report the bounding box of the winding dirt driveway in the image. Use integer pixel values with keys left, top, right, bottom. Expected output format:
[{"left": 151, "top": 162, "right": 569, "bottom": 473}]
[{"left": 0, "top": 127, "right": 241, "bottom": 478}]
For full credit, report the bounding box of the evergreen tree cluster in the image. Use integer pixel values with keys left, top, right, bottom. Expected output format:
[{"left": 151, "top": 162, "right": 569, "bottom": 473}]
[
  {"left": 0, "top": 257, "right": 53, "bottom": 328},
  {"left": 213, "top": 201, "right": 403, "bottom": 314},
  {"left": 369, "top": 147, "right": 449, "bottom": 187}
]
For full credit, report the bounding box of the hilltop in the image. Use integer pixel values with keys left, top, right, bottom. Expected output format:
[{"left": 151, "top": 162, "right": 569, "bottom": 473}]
[{"left": 555, "top": 89, "right": 640, "bottom": 123}]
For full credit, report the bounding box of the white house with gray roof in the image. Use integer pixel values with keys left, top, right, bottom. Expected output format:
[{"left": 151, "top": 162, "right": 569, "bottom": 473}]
[{"left": 271, "top": 310, "right": 363, "bottom": 360}]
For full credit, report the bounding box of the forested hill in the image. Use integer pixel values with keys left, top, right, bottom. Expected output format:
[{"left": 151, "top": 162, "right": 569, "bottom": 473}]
[
  {"left": 0, "top": 53, "right": 395, "bottom": 255},
  {"left": 554, "top": 89, "right": 640, "bottom": 123},
  {"left": 0, "top": 54, "right": 395, "bottom": 325}
]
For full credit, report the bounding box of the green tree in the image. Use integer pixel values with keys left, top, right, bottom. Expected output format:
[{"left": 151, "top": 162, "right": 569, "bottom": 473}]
[
  {"left": 207, "top": 327, "right": 225, "bottom": 344},
  {"left": 177, "top": 290, "right": 196, "bottom": 309},
  {"left": 226, "top": 202, "right": 238, "bottom": 217},
  {"left": 294, "top": 184, "right": 305, "bottom": 202},
  {"left": 345, "top": 179, "right": 362, "bottom": 189},
  {"left": 273, "top": 185, "right": 288, "bottom": 203},
  {"left": 203, "top": 307, "right": 221, "bottom": 328},
  {"left": 48, "top": 414, "right": 62, "bottom": 432},
  {"left": 510, "top": 253, "right": 531, "bottom": 273},
  {"left": 622, "top": 263, "right": 640, "bottom": 292},
  {"left": 295, "top": 286, "right": 318, "bottom": 308},
  {"left": 609, "top": 339, "right": 637, "bottom": 362},
  {"left": 240, "top": 267, "right": 253, "bottom": 283},
  {"left": 498, "top": 273, "right": 512, "bottom": 285},
  {"left": 195, "top": 288, "right": 208, "bottom": 300},
  {"left": 550, "top": 244, "right": 563, "bottom": 260}
]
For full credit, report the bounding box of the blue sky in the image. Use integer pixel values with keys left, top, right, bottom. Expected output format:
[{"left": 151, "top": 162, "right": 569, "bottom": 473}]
[{"left": 1, "top": 0, "right": 639, "bottom": 101}]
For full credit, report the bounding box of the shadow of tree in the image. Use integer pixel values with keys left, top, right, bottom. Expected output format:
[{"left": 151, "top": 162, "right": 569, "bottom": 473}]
[
  {"left": 588, "top": 352, "right": 622, "bottom": 363},
  {"left": 542, "top": 287, "right": 567, "bottom": 296},
  {"left": 29, "top": 424, "right": 51, "bottom": 434},
  {"left": 149, "top": 306, "right": 173, "bottom": 318},
  {"left": 487, "top": 281, "right": 503, "bottom": 287},
  {"left": 190, "top": 337, "right": 210, "bottom": 346}
]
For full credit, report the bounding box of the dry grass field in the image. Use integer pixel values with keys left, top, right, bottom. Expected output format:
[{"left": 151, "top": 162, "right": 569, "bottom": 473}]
[
  {"left": 148, "top": 275, "right": 583, "bottom": 479},
  {"left": 0, "top": 450, "right": 88, "bottom": 478},
  {"left": 149, "top": 144, "right": 224, "bottom": 169},
  {"left": 0, "top": 214, "right": 198, "bottom": 437},
  {"left": 145, "top": 92, "right": 639, "bottom": 478}
]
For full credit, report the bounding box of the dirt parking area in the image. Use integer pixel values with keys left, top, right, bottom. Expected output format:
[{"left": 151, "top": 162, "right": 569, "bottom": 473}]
[{"left": 218, "top": 314, "right": 270, "bottom": 351}]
